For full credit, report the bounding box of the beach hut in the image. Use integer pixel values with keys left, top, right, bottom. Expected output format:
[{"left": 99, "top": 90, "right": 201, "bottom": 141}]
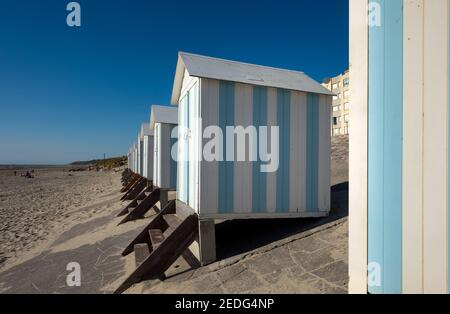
[
  {"left": 140, "top": 123, "right": 154, "bottom": 182},
  {"left": 150, "top": 105, "right": 178, "bottom": 200},
  {"left": 133, "top": 142, "right": 138, "bottom": 173},
  {"left": 172, "top": 51, "right": 332, "bottom": 241},
  {"left": 116, "top": 110, "right": 177, "bottom": 226},
  {"left": 127, "top": 148, "right": 132, "bottom": 170},
  {"left": 349, "top": 0, "right": 450, "bottom": 294},
  {"left": 114, "top": 52, "right": 332, "bottom": 294},
  {"left": 137, "top": 132, "right": 144, "bottom": 176}
]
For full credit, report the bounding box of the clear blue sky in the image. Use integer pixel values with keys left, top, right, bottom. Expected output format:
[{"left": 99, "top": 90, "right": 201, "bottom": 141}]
[{"left": 0, "top": 0, "right": 348, "bottom": 165}]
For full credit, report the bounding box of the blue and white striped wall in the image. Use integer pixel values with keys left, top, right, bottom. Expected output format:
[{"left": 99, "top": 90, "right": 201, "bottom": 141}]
[
  {"left": 350, "top": 0, "right": 450, "bottom": 294},
  {"left": 177, "top": 76, "right": 331, "bottom": 219}
]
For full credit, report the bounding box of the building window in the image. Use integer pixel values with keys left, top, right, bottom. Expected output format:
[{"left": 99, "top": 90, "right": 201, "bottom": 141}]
[
  {"left": 344, "top": 102, "right": 350, "bottom": 110},
  {"left": 344, "top": 90, "right": 350, "bottom": 98},
  {"left": 332, "top": 82, "right": 340, "bottom": 90},
  {"left": 344, "top": 78, "right": 349, "bottom": 86},
  {"left": 333, "top": 117, "right": 338, "bottom": 125},
  {"left": 345, "top": 114, "right": 349, "bottom": 122}
]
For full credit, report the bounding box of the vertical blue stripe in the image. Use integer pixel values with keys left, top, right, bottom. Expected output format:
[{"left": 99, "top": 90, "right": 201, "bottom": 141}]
[
  {"left": 218, "top": 81, "right": 235, "bottom": 214},
  {"left": 306, "top": 93, "right": 319, "bottom": 212},
  {"left": 252, "top": 86, "right": 268, "bottom": 213},
  {"left": 170, "top": 124, "right": 177, "bottom": 189},
  {"left": 276, "top": 89, "right": 290, "bottom": 213},
  {"left": 368, "top": 0, "right": 403, "bottom": 294}
]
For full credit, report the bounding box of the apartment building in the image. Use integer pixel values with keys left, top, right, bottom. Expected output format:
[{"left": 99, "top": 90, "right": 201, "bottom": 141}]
[{"left": 322, "top": 70, "right": 350, "bottom": 136}]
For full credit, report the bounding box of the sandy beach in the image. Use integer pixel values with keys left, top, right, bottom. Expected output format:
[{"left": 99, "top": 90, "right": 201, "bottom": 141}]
[
  {"left": 0, "top": 168, "right": 122, "bottom": 270},
  {"left": 0, "top": 136, "right": 348, "bottom": 294}
]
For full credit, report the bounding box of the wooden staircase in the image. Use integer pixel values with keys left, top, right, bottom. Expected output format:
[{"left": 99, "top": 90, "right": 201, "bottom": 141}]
[
  {"left": 117, "top": 188, "right": 161, "bottom": 225},
  {"left": 120, "top": 177, "right": 146, "bottom": 201},
  {"left": 120, "top": 173, "right": 140, "bottom": 193},
  {"left": 121, "top": 169, "right": 133, "bottom": 186},
  {"left": 114, "top": 200, "right": 199, "bottom": 294}
]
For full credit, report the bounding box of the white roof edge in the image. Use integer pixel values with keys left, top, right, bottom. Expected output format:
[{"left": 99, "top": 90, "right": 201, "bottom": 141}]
[
  {"left": 171, "top": 53, "right": 186, "bottom": 105},
  {"left": 170, "top": 51, "right": 334, "bottom": 102},
  {"left": 140, "top": 123, "right": 154, "bottom": 138},
  {"left": 150, "top": 105, "right": 178, "bottom": 129}
]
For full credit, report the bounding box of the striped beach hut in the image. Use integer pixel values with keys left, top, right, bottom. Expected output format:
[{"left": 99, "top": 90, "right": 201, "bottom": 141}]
[
  {"left": 127, "top": 147, "right": 132, "bottom": 170},
  {"left": 114, "top": 53, "right": 333, "bottom": 292},
  {"left": 171, "top": 52, "right": 333, "bottom": 220},
  {"left": 350, "top": 0, "right": 450, "bottom": 294},
  {"left": 150, "top": 105, "right": 178, "bottom": 191},
  {"left": 140, "top": 123, "right": 154, "bottom": 181},
  {"left": 133, "top": 142, "right": 138, "bottom": 174},
  {"left": 137, "top": 131, "right": 144, "bottom": 176}
]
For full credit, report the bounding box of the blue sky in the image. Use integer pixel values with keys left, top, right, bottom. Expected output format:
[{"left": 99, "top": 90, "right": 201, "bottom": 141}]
[{"left": 0, "top": 0, "right": 348, "bottom": 164}]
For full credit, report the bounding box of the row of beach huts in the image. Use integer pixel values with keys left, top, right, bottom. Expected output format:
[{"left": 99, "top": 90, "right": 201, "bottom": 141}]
[{"left": 116, "top": 52, "right": 334, "bottom": 293}]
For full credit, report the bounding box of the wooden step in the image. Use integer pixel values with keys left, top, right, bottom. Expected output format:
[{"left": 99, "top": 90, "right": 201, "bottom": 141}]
[
  {"left": 163, "top": 214, "right": 182, "bottom": 236},
  {"left": 114, "top": 214, "right": 199, "bottom": 294},
  {"left": 149, "top": 229, "right": 165, "bottom": 250},
  {"left": 118, "top": 188, "right": 161, "bottom": 226}
]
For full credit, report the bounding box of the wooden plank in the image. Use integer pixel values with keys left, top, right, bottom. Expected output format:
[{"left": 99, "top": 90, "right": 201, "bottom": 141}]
[
  {"left": 120, "top": 174, "right": 139, "bottom": 193},
  {"left": 149, "top": 229, "right": 164, "bottom": 250},
  {"left": 349, "top": 0, "right": 368, "bottom": 293},
  {"left": 403, "top": 0, "right": 424, "bottom": 294},
  {"left": 123, "top": 178, "right": 147, "bottom": 201},
  {"left": 422, "top": 0, "right": 448, "bottom": 293},
  {"left": 117, "top": 186, "right": 153, "bottom": 217},
  {"left": 120, "top": 176, "right": 143, "bottom": 200},
  {"left": 118, "top": 188, "right": 161, "bottom": 225},
  {"left": 163, "top": 214, "right": 183, "bottom": 238},
  {"left": 114, "top": 214, "right": 199, "bottom": 294},
  {"left": 122, "top": 200, "right": 176, "bottom": 256}
]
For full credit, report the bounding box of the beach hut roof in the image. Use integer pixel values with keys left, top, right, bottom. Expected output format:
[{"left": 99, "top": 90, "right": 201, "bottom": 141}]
[
  {"left": 171, "top": 52, "right": 334, "bottom": 104},
  {"left": 140, "top": 123, "right": 153, "bottom": 138},
  {"left": 150, "top": 105, "right": 178, "bottom": 129}
]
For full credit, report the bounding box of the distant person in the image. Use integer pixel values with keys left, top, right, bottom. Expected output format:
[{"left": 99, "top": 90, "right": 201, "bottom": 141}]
[
  {"left": 25, "top": 171, "right": 34, "bottom": 179},
  {"left": 14, "top": 171, "right": 17, "bottom": 176}
]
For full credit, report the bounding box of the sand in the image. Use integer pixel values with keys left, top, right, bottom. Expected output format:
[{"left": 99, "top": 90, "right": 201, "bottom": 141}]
[
  {"left": 0, "top": 168, "right": 122, "bottom": 270},
  {"left": 0, "top": 135, "right": 349, "bottom": 293}
]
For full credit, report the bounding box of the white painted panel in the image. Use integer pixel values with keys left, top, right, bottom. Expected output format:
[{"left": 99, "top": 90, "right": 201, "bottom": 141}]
[
  {"left": 289, "top": 91, "right": 307, "bottom": 212},
  {"left": 188, "top": 83, "right": 200, "bottom": 209},
  {"left": 233, "top": 83, "right": 253, "bottom": 214},
  {"left": 422, "top": 0, "right": 448, "bottom": 294},
  {"left": 266, "top": 87, "right": 278, "bottom": 213},
  {"left": 154, "top": 124, "right": 161, "bottom": 186},
  {"left": 349, "top": 0, "right": 369, "bottom": 294},
  {"left": 403, "top": 0, "right": 424, "bottom": 294},
  {"left": 177, "top": 96, "right": 188, "bottom": 202},
  {"left": 199, "top": 78, "right": 219, "bottom": 215},
  {"left": 318, "top": 94, "right": 331, "bottom": 212}
]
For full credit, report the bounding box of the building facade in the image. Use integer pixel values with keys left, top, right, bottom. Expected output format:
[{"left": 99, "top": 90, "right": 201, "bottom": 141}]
[{"left": 322, "top": 70, "right": 350, "bottom": 136}]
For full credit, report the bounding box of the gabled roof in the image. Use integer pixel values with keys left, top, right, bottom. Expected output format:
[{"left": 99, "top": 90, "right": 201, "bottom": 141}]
[
  {"left": 140, "top": 123, "right": 153, "bottom": 138},
  {"left": 171, "top": 52, "right": 334, "bottom": 104},
  {"left": 150, "top": 105, "right": 178, "bottom": 129}
]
